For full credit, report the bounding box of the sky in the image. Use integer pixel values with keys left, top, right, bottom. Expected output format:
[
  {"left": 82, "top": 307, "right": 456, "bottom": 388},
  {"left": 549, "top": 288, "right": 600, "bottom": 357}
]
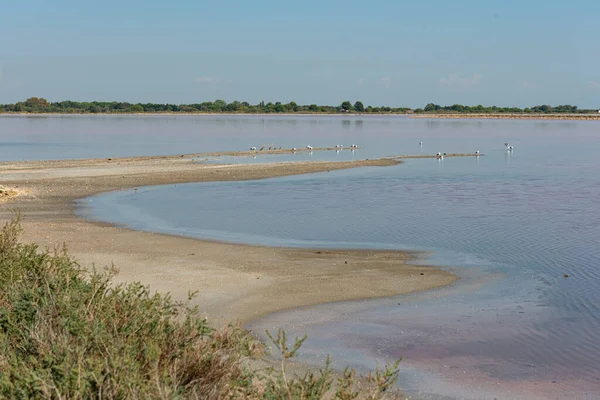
[{"left": 0, "top": 0, "right": 599, "bottom": 108}]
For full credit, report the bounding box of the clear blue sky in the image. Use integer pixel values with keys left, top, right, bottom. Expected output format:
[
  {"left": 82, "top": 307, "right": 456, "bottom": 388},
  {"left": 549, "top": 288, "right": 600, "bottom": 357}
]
[{"left": 1, "top": 0, "right": 598, "bottom": 108}]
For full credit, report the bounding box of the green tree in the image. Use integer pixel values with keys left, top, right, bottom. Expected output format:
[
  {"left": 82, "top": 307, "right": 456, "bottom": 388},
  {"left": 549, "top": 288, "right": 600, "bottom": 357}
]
[
  {"left": 287, "top": 101, "right": 298, "bottom": 112},
  {"left": 340, "top": 101, "right": 352, "bottom": 112},
  {"left": 354, "top": 101, "right": 365, "bottom": 112},
  {"left": 211, "top": 100, "right": 227, "bottom": 112},
  {"left": 424, "top": 103, "right": 440, "bottom": 112}
]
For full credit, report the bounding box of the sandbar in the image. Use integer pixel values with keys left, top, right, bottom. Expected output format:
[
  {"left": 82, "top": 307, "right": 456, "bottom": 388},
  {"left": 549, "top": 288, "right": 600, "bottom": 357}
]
[{"left": 0, "top": 151, "right": 457, "bottom": 326}]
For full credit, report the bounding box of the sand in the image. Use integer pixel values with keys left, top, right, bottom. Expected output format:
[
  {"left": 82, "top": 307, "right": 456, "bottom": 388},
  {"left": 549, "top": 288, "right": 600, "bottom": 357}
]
[{"left": 0, "top": 151, "right": 457, "bottom": 326}]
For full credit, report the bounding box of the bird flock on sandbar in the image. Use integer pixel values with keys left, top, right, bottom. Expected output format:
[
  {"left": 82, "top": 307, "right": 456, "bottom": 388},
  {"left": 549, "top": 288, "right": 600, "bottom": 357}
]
[
  {"left": 247, "top": 143, "right": 359, "bottom": 153},
  {"left": 427, "top": 141, "right": 514, "bottom": 160},
  {"left": 247, "top": 141, "right": 513, "bottom": 159}
]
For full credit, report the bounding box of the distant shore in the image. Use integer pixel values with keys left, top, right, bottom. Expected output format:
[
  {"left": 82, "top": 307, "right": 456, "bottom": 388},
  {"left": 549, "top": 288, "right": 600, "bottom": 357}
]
[
  {"left": 0, "top": 151, "right": 460, "bottom": 326},
  {"left": 411, "top": 113, "right": 600, "bottom": 121},
  {"left": 2, "top": 112, "right": 599, "bottom": 120},
  {"left": 1, "top": 112, "right": 403, "bottom": 117}
]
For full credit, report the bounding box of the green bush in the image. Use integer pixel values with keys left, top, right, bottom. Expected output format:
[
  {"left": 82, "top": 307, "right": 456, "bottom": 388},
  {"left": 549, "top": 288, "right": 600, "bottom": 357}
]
[{"left": 0, "top": 215, "right": 401, "bottom": 399}]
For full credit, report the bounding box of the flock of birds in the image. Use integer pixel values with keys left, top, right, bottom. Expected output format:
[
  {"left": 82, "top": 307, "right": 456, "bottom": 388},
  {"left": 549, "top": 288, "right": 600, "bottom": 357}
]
[
  {"left": 249, "top": 142, "right": 514, "bottom": 159},
  {"left": 249, "top": 144, "right": 358, "bottom": 152},
  {"left": 428, "top": 141, "right": 514, "bottom": 160}
]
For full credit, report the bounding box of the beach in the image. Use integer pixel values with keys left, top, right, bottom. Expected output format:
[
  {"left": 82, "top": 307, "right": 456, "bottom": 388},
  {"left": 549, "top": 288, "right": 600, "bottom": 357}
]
[{"left": 0, "top": 151, "right": 457, "bottom": 326}]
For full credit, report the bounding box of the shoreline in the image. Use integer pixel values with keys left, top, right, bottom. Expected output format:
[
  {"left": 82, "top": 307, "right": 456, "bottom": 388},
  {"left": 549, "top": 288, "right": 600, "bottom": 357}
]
[
  {"left": 0, "top": 152, "right": 458, "bottom": 326},
  {"left": 411, "top": 113, "right": 600, "bottom": 121},
  {"left": 2, "top": 112, "right": 600, "bottom": 120}
]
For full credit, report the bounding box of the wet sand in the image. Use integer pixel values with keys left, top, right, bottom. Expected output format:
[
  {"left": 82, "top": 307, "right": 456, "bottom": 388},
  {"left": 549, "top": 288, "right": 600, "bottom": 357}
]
[{"left": 0, "top": 151, "right": 457, "bottom": 326}]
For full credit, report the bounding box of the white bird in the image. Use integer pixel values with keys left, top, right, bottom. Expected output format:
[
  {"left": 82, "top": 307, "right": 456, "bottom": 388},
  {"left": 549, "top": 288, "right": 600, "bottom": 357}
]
[
  {"left": 475, "top": 150, "right": 480, "bottom": 154},
  {"left": 250, "top": 147, "right": 257, "bottom": 151},
  {"left": 419, "top": 141, "right": 423, "bottom": 146},
  {"left": 351, "top": 144, "right": 357, "bottom": 148},
  {"left": 306, "top": 145, "right": 313, "bottom": 150},
  {"left": 292, "top": 147, "right": 297, "bottom": 151},
  {"left": 436, "top": 152, "right": 441, "bottom": 156},
  {"left": 504, "top": 142, "right": 514, "bottom": 151}
]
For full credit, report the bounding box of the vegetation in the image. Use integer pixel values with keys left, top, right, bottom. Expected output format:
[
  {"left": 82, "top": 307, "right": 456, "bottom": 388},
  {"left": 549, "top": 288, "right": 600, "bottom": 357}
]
[
  {"left": 0, "top": 215, "right": 402, "bottom": 399},
  {"left": 0, "top": 97, "right": 410, "bottom": 115},
  {"left": 1, "top": 97, "right": 594, "bottom": 115},
  {"left": 414, "top": 103, "right": 597, "bottom": 114}
]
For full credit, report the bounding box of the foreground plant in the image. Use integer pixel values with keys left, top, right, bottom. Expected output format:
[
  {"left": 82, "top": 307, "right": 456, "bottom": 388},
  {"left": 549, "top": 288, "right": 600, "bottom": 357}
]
[{"left": 0, "top": 215, "right": 402, "bottom": 399}]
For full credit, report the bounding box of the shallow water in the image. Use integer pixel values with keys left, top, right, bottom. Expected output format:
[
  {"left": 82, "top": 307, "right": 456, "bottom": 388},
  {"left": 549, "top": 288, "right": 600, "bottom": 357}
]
[
  {"left": 9, "top": 116, "right": 600, "bottom": 399},
  {"left": 1, "top": 114, "right": 414, "bottom": 161}
]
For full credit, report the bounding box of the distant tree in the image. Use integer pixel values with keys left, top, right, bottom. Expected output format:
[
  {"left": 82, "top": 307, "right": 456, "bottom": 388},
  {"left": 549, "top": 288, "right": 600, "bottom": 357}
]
[
  {"left": 225, "top": 101, "right": 241, "bottom": 112},
  {"left": 287, "top": 101, "right": 298, "bottom": 112},
  {"left": 354, "top": 101, "right": 365, "bottom": 112},
  {"left": 26, "top": 97, "right": 49, "bottom": 107},
  {"left": 212, "top": 100, "right": 227, "bottom": 112},
  {"left": 340, "top": 101, "right": 352, "bottom": 112},
  {"left": 424, "top": 103, "right": 440, "bottom": 112}
]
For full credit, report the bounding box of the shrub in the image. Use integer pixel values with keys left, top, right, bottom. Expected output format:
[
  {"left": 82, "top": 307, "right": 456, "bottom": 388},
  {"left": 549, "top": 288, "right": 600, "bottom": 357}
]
[{"left": 0, "top": 215, "right": 402, "bottom": 399}]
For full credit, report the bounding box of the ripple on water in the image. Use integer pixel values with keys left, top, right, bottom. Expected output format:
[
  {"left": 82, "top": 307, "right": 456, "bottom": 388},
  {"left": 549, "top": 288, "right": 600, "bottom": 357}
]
[{"left": 79, "top": 133, "right": 600, "bottom": 399}]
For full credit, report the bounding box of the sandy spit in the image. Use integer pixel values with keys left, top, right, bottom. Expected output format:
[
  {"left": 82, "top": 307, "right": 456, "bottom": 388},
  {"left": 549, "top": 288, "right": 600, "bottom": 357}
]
[{"left": 0, "top": 153, "right": 457, "bottom": 326}]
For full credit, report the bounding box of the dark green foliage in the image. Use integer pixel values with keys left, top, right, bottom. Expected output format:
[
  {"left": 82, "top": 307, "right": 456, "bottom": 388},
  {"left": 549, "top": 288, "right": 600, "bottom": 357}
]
[
  {"left": 3, "top": 97, "right": 591, "bottom": 115},
  {"left": 415, "top": 103, "right": 594, "bottom": 114},
  {"left": 0, "top": 97, "right": 412, "bottom": 114},
  {"left": 340, "top": 101, "right": 353, "bottom": 112},
  {"left": 353, "top": 102, "right": 365, "bottom": 113},
  {"left": 0, "top": 216, "right": 403, "bottom": 399}
]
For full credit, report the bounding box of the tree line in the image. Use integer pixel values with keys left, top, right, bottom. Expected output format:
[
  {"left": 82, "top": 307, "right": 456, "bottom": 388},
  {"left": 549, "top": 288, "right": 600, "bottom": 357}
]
[
  {"left": 0, "top": 97, "right": 596, "bottom": 114},
  {"left": 416, "top": 103, "right": 597, "bottom": 114},
  {"left": 0, "top": 98, "right": 409, "bottom": 114}
]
